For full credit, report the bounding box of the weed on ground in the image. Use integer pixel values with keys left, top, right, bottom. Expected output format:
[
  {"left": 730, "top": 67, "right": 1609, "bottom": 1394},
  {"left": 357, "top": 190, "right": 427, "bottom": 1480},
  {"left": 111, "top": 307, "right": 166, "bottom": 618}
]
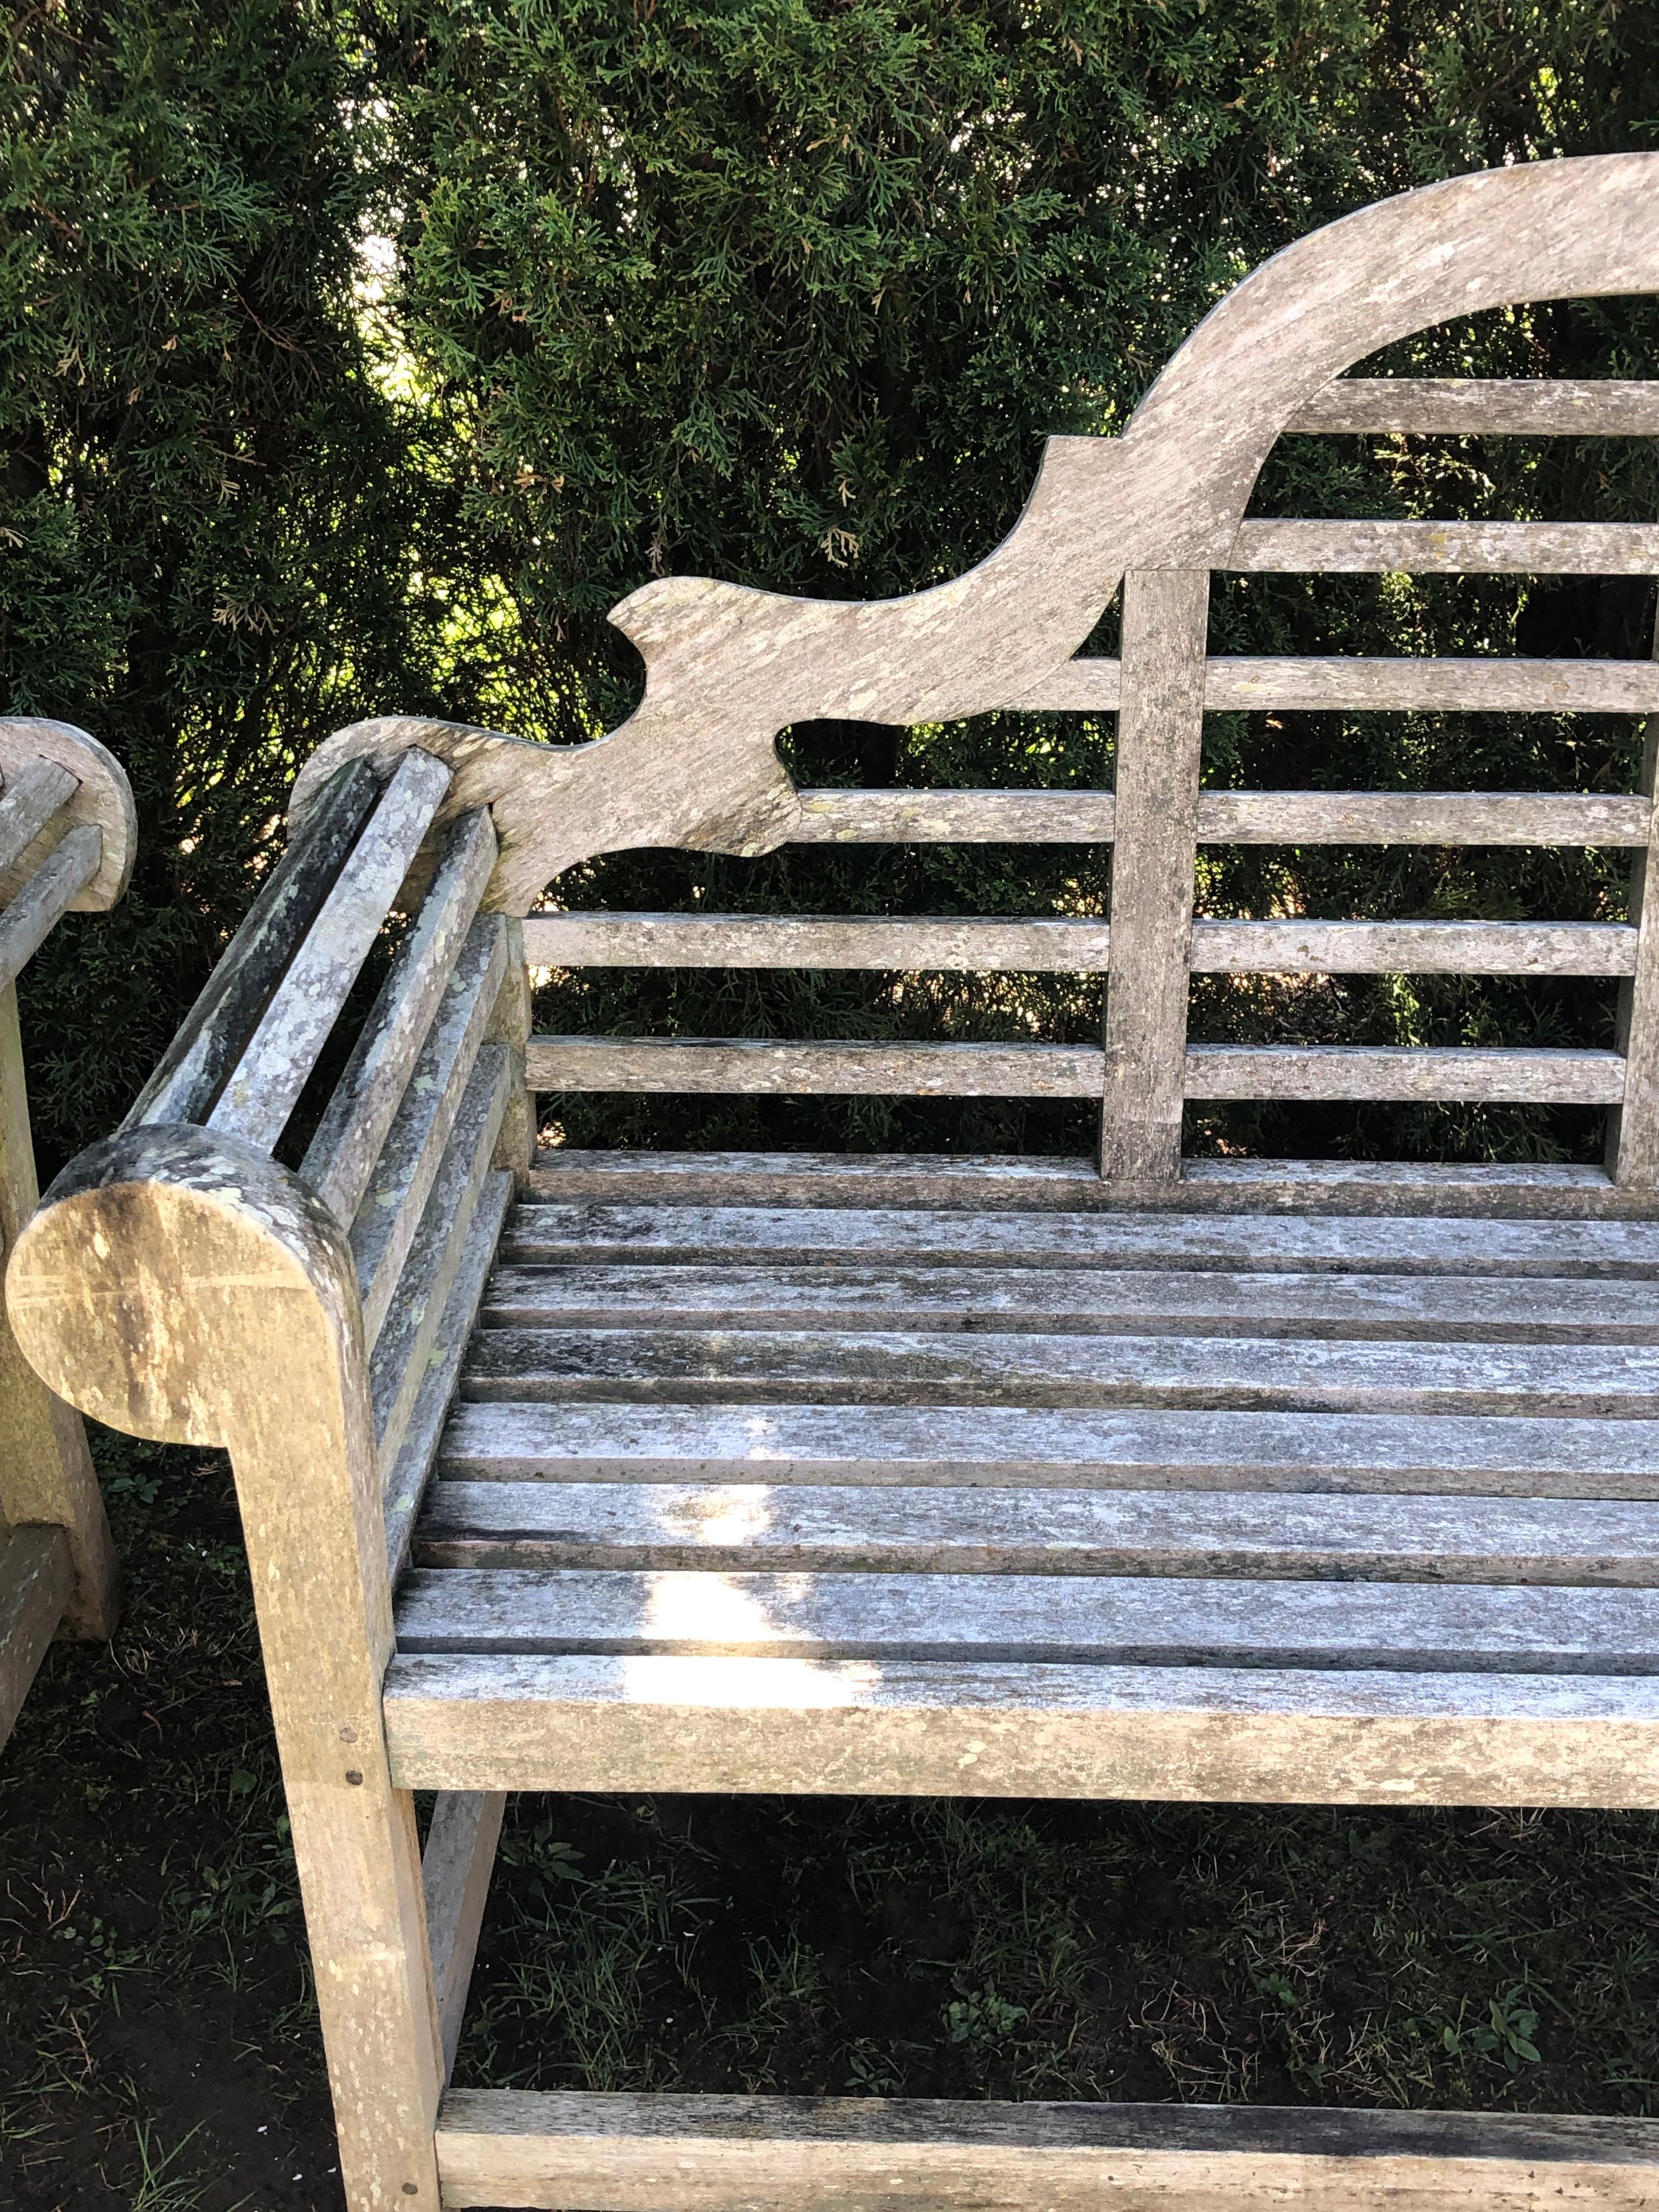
[{"left": 5, "top": 1436, "right": 1659, "bottom": 2212}]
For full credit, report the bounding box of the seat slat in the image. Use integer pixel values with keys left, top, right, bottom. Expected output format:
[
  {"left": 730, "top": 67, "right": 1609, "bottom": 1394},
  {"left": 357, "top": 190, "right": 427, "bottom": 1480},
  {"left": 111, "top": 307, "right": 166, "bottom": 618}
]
[
  {"left": 481, "top": 1259, "right": 1659, "bottom": 1341},
  {"left": 394, "top": 1565, "right": 1659, "bottom": 1672},
  {"left": 504, "top": 1202, "right": 1659, "bottom": 1276},
  {"left": 436, "top": 1401, "right": 1659, "bottom": 1497},
  {"left": 461, "top": 1326, "right": 1659, "bottom": 1414},
  {"left": 415, "top": 1480, "right": 1659, "bottom": 1583}
]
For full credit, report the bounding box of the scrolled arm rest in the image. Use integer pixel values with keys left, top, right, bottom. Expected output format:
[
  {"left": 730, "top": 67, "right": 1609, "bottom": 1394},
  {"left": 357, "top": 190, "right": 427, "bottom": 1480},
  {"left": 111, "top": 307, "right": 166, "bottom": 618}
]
[{"left": 6, "top": 1124, "right": 365, "bottom": 1453}]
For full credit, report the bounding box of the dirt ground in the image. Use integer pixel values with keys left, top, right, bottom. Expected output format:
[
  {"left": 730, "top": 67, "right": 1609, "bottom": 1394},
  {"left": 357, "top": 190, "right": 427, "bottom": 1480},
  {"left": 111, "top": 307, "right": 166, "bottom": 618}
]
[{"left": 6, "top": 1434, "right": 1659, "bottom": 2211}]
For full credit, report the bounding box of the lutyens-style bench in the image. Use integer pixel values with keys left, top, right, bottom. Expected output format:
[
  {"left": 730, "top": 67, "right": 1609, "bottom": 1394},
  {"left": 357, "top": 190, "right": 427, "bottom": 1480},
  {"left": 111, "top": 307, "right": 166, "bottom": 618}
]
[
  {"left": 0, "top": 717, "right": 133, "bottom": 1746},
  {"left": 13, "top": 158, "right": 1659, "bottom": 2206}
]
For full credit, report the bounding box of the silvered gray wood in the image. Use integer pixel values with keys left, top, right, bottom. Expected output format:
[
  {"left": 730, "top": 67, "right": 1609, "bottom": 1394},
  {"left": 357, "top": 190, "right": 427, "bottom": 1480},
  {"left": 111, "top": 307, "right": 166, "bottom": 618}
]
[
  {"left": 1606, "top": 601, "right": 1659, "bottom": 1187},
  {"left": 416, "top": 1479, "right": 1659, "bottom": 1583},
  {"left": 1009, "top": 655, "right": 1659, "bottom": 714},
  {"left": 304, "top": 809, "right": 498, "bottom": 1225},
  {"left": 504, "top": 1198, "right": 1659, "bottom": 1275},
  {"left": 528, "top": 1038, "right": 1104, "bottom": 1096},
  {"left": 208, "top": 749, "right": 453, "bottom": 1151},
  {"left": 385, "top": 1171, "right": 515, "bottom": 1582},
  {"left": 1099, "top": 569, "right": 1209, "bottom": 1182},
  {"left": 1289, "top": 377, "right": 1659, "bottom": 435},
  {"left": 791, "top": 788, "right": 1652, "bottom": 847},
  {"left": 1186, "top": 1044, "right": 1624, "bottom": 1104},
  {"left": 0, "top": 719, "right": 134, "bottom": 912},
  {"left": 462, "top": 1323, "right": 1659, "bottom": 1416},
  {"left": 479, "top": 1258, "right": 1659, "bottom": 1342},
  {"left": 422, "top": 1788, "right": 505, "bottom": 2083},
  {"left": 0, "top": 825, "right": 102, "bottom": 994},
  {"left": 0, "top": 758, "right": 76, "bottom": 883},
  {"left": 352, "top": 918, "right": 508, "bottom": 1348},
  {"left": 435, "top": 1400, "right": 1659, "bottom": 1499},
  {"left": 393, "top": 1564, "right": 1659, "bottom": 1672},
  {"left": 124, "top": 754, "right": 382, "bottom": 1131},
  {"left": 0, "top": 1525, "right": 74, "bottom": 1747},
  {"left": 1228, "top": 519, "right": 1659, "bottom": 573},
  {"left": 435, "top": 2087, "right": 1659, "bottom": 2212},
  {"left": 371, "top": 1046, "right": 510, "bottom": 1467},
  {"left": 528, "top": 914, "right": 1635, "bottom": 978}
]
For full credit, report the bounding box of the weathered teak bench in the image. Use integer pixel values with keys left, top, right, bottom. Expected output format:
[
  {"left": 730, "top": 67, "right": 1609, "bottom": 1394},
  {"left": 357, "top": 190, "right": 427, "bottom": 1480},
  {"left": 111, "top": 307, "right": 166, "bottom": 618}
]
[
  {"left": 0, "top": 718, "right": 133, "bottom": 1747},
  {"left": 14, "top": 155, "right": 1659, "bottom": 2205}
]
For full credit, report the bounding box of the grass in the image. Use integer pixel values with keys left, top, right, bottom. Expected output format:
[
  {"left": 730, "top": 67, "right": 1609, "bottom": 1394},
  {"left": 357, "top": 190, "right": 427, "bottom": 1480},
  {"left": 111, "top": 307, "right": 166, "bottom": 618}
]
[{"left": 5, "top": 1431, "right": 1659, "bottom": 2211}]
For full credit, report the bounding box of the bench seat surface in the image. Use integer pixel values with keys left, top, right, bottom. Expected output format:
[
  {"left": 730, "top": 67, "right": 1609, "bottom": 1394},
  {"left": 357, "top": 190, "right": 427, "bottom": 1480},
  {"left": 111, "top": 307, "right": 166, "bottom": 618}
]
[{"left": 385, "top": 1162, "right": 1659, "bottom": 1808}]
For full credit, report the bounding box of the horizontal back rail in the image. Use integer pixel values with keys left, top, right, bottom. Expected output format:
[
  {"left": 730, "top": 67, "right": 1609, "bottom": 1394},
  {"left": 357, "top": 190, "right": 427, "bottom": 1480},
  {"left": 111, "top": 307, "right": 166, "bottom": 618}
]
[
  {"left": 1288, "top": 377, "right": 1659, "bottom": 435},
  {"left": 1228, "top": 519, "right": 1659, "bottom": 573},
  {"left": 1007, "top": 656, "right": 1659, "bottom": 715}
]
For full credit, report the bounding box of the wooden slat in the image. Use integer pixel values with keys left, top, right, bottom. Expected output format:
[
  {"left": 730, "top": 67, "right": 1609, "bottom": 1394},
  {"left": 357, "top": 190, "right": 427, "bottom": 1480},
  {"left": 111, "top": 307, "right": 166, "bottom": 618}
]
[
  {"left": 1605, "top": 603, "right": 1659, "bottom": 1186},
  {"left": 0, "top": 1526, "right": 73, "bottom": 1747},
  {"left": 526, "top": 1150, "right": 1652, "bottom": 1221},
  {"left": 790, "top": 787, "right": 1652, "bottom": 848},
  {"left": 0, "top": 758, "right": 76, "bottom": 882},
  {"left": 435, "top": 1400, "right": 1659, "bottom": 1500},
  {"left": 352, "top": 919, "right": 509, "bottom": 1349},
  {"left": 505, "top": 1199, "right": 1659, "bottom": 1276},
  {"left": 1186, "top": 1044, "right": 1625, "bottom": 1104},
  {"left": 0, "top": 824, "right": 101, "bottom": 994},
  {"left": 209, "top": 749, "right": 453, "bottom": 1151},
  {"left": 526, "top": 914, "right": 1112, "bottom": 972},
  {"left": 416, "top": 1481, "right": 1659, "bottom": 1583},
  {"left": 1192, "top": 919, "right": 1634, "bottom": 975},
  {"left": 791, "top": 790, "right": 1118, "bottom": 843},
  {"left": 1010, "top": 656, "right": 1659, "bottom": 714},
  {"left": 1289, "top": 377, "right": 1659, "bottom": 436},
  {"left": 125, "top": 753, "right": 383, "bottom": 1131},
  {"left": 383, "top": 1647, "right": 1659, "bottom": 1807},
  {"left": 371, "top": 1048, "right": 511, "bottom": 1470},
  {"left": 395, "top": 1565, "right": 1659, "bottom": 1672},
  {"left": 1228, "top": 519, "right": 1659, "bottom": 574},
  {"left": 384, "top": 1172, "right": 515, "bottom": 1583},
  {"left": 304, "top": 810, "right": 498, "bottom": 1225},
  {"left": 1100, "top": 569, "right": 1210, "bottom": 1181},
  {"left": 528, "top": 915, "right": 1636, "bottom": 978},
  {"left": 462, "top": 1325, "right": 1659, "bottom": 1416},
  {"left": 528, "top": 1038, "right": 1104, "bottom": 1096},
  {"left": 433, "top": 2087, "right": 1659, "bottom": 2212},
  {"left": 422, "top": 1790, "right": 505, "bottom": 2083},
  {"left": 479, "top": 1259, "right": 1659, "bottom": 1343}
]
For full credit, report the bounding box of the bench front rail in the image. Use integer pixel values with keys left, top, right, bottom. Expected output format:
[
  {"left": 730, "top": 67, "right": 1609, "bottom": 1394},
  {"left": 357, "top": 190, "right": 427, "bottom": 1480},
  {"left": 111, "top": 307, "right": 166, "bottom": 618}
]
[
  {"left": 11, "top": 157, "right": 1659, "bottom": 2209},
  {"left": 0, "top": 716, "right": 134, "bottom": 1745}
]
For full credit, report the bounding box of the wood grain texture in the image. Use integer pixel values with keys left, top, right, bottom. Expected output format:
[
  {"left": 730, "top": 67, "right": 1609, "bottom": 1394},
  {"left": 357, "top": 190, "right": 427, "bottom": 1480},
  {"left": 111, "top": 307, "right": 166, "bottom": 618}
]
[
  {"left": 528, "top": 1039, "right": 1105, "bottom": 1097},
  {"left": 0, "top": 1525, "right": 73, "bottom": 1747},
  {"left": 292, "top": 161, "right": 1659, "bottom": 920},
  {"left": 1289, "top": 377, "right": 1659, "bottom": 435},
  {"left": 433, "top": 2089, "right": 1659, "bottom": 2212},
  {"left": 0, "top": 758, "right": 76, "bottom": 883},
  {"left": 791, "top": 789, "right": 1653, "bottom": 848},
  {"left": 0, "top": 985, "right": 117, "bottom": 1640},
  {"left": 528, "top": 914, "right": 1636, "bottom": 978},
  {"left": 369, "top": 1048, "right": 510, "bottom": 1469},
  {"left": 1185, "top": 1044, "right": 1625, "bottom": 1103},
  {"left": 1605, "top": 602, "right": 1659, "bottom": 1186},
  {"left": 1009, "top": 655, "right": 1659, "bottom": 714},
  {"left": 506, "top": 1196, "right": 1659, "bottom": 1274},
  {"left": 304, "top": 809, "right": 498, "bottom": 1225},
  {"left": 524, "top": 1150, "right": 1656, "bottom": 1220},
  {"left": 209, "top": 749, "right": 453, "bottom": 1152},
  {"left": 415, "top": 1481, "right": 1659, "bottom": 1584},
  {"left": 126, "top": 755, "right": 383, "bottom": 1132},
  {"left": 422, "top": 1790, "right": 505, "bottom": 2083},
  {"left": 435, "top": 1400, "right": 1659, "bottom": 1499},
  {"left": 352, "top": 920, "right": 508, "bottom": 1349},
  {"left": 5, "top": 1128, "right": 446, "bottom": 2206},
  {"left": 0, "top": 719, "right": 135, "bottom": 910},
  {"left": 479, "top": 1257, "right": 1659, "bottom": 1342},
  {"left": 1228, "top": 519, "right": 1659, "bottom": 573},
  {"left": 0, "top": 825, "right": 102, "bottom": 994},
  {"left": 462, "top": 1323, "right": 1659, "bottom": 1418},
  {"left": 382, "top": 1648, "right": 1659, "bottom": 1805}
]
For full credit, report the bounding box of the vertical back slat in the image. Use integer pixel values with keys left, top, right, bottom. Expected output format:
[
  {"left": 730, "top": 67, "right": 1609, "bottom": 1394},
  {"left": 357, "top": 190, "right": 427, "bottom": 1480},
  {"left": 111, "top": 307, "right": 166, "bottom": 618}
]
[{"left": 1098, "top": 568, "right": 1211, "bottom": 1182}]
